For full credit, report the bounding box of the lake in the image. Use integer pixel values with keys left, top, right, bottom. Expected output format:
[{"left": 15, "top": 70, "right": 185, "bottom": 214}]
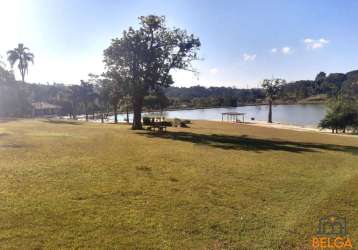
[{"left": 110, "top": 104, "right": 327, "bottom": 127}]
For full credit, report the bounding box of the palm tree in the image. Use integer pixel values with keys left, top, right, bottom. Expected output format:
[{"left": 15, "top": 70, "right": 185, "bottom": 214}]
[
  {"left": 262, "top": 78, "right": 285, "bottom": 123},
  {"left": 7, "top": 43, "right": 34, "bottom": 83}
]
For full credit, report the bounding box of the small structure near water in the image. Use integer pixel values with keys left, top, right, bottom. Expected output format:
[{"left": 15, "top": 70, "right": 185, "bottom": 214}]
[{"left": 221, "top": 112, "right": 246, "bottom": 123}]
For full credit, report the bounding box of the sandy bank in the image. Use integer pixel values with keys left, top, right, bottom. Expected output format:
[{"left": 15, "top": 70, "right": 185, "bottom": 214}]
[{"left": 244, "top": 120, "right": 357, "bottom": 137}]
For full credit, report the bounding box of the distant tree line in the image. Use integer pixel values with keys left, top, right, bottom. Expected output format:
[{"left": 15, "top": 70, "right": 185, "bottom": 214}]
[
  {"left": 1, "top": 60, "right": 357, "bottom": 125},
  {"left": 164, "top": 71, "right": 358, "bottom": 108},
  {"left": 165, "top": 86, "right": 265, "bottom": 108}
]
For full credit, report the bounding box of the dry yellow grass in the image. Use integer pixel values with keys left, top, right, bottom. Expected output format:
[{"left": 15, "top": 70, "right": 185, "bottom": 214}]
[{"left": 0, "top": 119, "right": 357, "bottom": 249}]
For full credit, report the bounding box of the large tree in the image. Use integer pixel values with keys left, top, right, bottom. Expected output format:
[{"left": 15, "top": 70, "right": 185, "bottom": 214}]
[
  {"left": 69, "top": 85, "right": 82, "bottom": 119},
  {"left": 89, "top": 74, "right": 111, "bottom": 123},
  {"left": 104, "top": 70, "right": 125, "bottom": 124},
  {"left": 0, "top": 63, "right": 16, "bottom": 86},
  {"left": 104, "top": 15, "right": 200, "bottom": 129},
  {"left": 0, "top": 64, "right": 31, "bottom": 117},
  {"left": 7, "top": 44, "right": 34, "bottom": 83},
  {"left": 79, "top": 80, "right": 96, "bottom": 121},
  {"left": 262, "top": 78, "right": 285, "bottom": 123},
  {"left": 144, "top": 88, "right": 169, "bottom": 112}
]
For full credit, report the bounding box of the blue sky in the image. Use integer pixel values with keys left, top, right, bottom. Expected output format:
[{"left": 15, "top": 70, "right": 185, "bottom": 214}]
[{"left": 1, "top": 0, "right": 358, "bottom": 88}]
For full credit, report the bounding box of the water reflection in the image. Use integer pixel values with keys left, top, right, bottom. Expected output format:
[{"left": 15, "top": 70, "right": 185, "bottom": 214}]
[{"left": 110, "top": 104, "right": 326, "bottom": 127}]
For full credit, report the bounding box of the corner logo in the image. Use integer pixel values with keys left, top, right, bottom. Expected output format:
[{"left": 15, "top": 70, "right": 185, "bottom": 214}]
[{"left": 312, "top": 215, "right": 353, "bottom": 249}]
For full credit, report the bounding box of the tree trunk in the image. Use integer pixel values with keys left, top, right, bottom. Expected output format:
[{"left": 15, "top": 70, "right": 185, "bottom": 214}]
[
  {"left": 113, "top": 105, "right": 118, "bottom": 124},
  {"left": 126, "top": 105, "right": 129, "bottom": 124},
  {"left": 73, "top": 108, "right": 77, "bottom": 120},
  {"left": 132, "top": 97, "right": 143, "bottom": 130},
  {"left": 268, "top": 99, "right": 273, "bottom": 123},
  {"left": 85, "top": 104, "right": 88, "bottom": 121},
  {"left": 20, "top": 65, "right": 25, "bottom": 83},
  {"left": 101, "top": 112, "right": 104, "bottom": 123}
]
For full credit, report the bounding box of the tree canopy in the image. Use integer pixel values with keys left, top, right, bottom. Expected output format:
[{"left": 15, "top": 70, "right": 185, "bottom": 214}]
[
  {"left": 7, "top": 44, "right": 34, "bottom": 83},
  {"left": 103, "top": 15, "right": 200, "bottom": 129},
  {"left": 262, "top": 78, "right": 286, "bottom": 123}
]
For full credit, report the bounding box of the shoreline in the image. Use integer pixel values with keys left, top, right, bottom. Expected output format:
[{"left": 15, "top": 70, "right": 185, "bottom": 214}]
[
  {"left": 242, "top": 120, "right": 357, "bottom": 137},
  {"left": 244, "top": 120, "right": 321, "bottom": 132}
]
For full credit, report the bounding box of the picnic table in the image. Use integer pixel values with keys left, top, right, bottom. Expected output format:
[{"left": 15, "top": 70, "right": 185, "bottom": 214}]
[{"left": 144, "top": 116, "right": 169, "bottom": 132}]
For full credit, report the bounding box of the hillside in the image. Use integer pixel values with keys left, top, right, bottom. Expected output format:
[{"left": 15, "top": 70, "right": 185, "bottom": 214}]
[{"left": 165, "top": 70, "right": 358, "bottom": 108}]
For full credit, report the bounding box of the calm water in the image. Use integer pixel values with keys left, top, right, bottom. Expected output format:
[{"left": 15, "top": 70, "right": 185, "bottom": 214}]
[{"left": 111, "top": 104, "right": 327, "bottom": 127}]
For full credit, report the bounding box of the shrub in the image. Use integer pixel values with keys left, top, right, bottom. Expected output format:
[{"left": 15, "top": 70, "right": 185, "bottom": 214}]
[
  {"left": 172, "top": 118, "right": 191, "bottom": 128},
  {"left": 180, "top": 119, "right": 191, "bottom": 127},
  {"left": 319, "top": 114, "right": 340, "bottom": 133},
  {"left": 319, "top": 97, "right": 358, "bottom": 133}
]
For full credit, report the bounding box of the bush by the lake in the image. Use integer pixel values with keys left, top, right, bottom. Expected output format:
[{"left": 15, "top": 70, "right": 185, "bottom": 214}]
[
  {"left": 173, "top": 118, "right": 191, "bottom": 128},
  {"left": 173, "top": 118, "right": 181, "bottom": 127},
  {"left": 319, "top": 97, "right": 358, "bottom": 133}
]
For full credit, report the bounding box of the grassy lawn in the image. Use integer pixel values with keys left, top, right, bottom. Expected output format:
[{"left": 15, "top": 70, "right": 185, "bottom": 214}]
[{"left": 0, "top": 119, "right": 357, "bottom": 249}]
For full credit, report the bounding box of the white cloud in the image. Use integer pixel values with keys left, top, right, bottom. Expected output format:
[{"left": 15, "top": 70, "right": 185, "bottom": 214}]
[
  {"left": 281, "top": 47, "right": 292, "bottom": 55},
  {"left": 270, "top": 47, "right": 292, "bottom": 55},
  {"left": 209, "top": 68, "right": 219, "bottom": 75},
  {"left": 304, "top": 38, "right": 329, "bottom": 49},
  {"left": 242, "top": 53, "right": 256, "bottom": 62},
  {"left": 303, "top": 38, "right": 314, "bottom": 44},
  {"left": 319, "top": 38, "right": 329, "bottom": 44},
  {"left": 312, "top": 42, "right": 323, "bottom": 49}
]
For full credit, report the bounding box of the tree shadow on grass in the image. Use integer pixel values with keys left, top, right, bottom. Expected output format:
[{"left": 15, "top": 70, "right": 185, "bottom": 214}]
[
  {"left": 0, "top": 144, "right": 27, "bottom": 148},
  {"left": 140, "top": 131, "right": 358, "bottom": 154}
]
